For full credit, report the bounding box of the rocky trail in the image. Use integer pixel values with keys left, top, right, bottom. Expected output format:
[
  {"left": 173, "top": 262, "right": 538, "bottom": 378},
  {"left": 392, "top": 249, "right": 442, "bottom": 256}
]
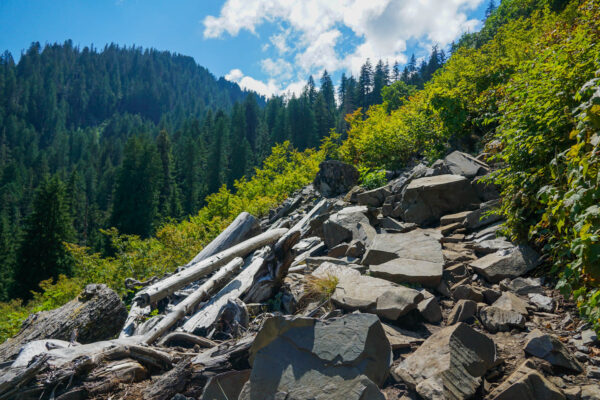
[{"left": 1, "top": 151, "right": 599, "bottom": 400}]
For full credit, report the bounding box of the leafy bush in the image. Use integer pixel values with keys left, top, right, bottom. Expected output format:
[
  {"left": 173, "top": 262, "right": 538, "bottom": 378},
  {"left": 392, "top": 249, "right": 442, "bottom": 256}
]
[{"left": 358, "top": 166, "right": 387, "bottom": 190}]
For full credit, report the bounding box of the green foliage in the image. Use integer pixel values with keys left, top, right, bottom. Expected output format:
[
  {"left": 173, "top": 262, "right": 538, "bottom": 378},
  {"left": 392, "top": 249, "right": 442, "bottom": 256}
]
[
  {"left": 12, "top": 176, "right": 74, "bottom": 299},
  {"left": 381, "top": 81, "right": 417, "bottom": 113},
  {"left": 358, "top": 166, "right": 387, "bottom": 190}
]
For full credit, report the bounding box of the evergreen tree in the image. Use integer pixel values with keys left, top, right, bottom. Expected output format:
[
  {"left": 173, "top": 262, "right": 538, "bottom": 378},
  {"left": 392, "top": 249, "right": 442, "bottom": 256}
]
[
  {"left": 358, "top": 59, "right": 374, "bottom": 111},
  {"left": 0, "top": 213, "right": 14, "bottom": 301},
  {"left": 156, "top": 130, "right": 181, "bottom": 219},
  {"left": 485, "top": 0, "right": 497, "bottom": 18},
  {"left": 110, "top": 135, "right": 160, "bottom": 237},
  {"left": 11, "top": 176, "right": 74, "bottom": 299}
]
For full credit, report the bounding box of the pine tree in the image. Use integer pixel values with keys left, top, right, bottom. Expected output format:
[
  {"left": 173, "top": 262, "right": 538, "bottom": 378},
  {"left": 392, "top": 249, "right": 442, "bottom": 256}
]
[
  {"left": 358, "top": 59, "right": 373, "bottom": 111},
  {"left": 110, "top": 135, "right": 160, "bottom": 237},
  {"left": 372, "top": 59, "right": 389, "bottom": 106},
  {"left": 206, "top": 111, "right": 230, "bottom": 193},
  {"left": 156, "top": 130, "right": 181, "bottom": 219},
  {"left": 0, "top": 213, "right": 15, "bottom": 301},
  {"left": 392, "top": 61, "right": 401, "bottom": 82},
  {"left": 12, "top": 176, "right": 74, "bottom": 299}
]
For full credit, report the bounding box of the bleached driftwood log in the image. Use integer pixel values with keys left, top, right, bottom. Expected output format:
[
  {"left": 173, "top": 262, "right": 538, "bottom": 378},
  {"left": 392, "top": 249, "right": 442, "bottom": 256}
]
[
  {"left": 141, "top": 257, "right": 244, "bottom": 345},
  {"left": 132, "top": 228, "right": 287, "bottom": 307},
  {"left": 182, "top": 255, "right": 268, "bottom": 335},
  {"left": 274, "top": 199, "right": 330, "bottom": 257},
  {"left": 268, "top": 194, "right": 302, "bottom": 224},
  {"left": 186, "top": 212, "right": 260, "bottom": 266}
]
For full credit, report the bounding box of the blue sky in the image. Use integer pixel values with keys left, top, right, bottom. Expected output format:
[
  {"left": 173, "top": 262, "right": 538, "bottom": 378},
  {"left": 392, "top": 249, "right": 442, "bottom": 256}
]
[{"left": 0, "top": 0, "right": 489, "bottom": 97}]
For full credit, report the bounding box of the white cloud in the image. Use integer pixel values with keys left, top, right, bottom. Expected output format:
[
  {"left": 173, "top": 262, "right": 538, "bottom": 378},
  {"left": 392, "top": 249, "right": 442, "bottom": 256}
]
[
  {"left": 224, "top": 68, "right": 281, "bottom": 98},
  {"left": 210, "top": 0, "right": 484, "bottom": 97}
]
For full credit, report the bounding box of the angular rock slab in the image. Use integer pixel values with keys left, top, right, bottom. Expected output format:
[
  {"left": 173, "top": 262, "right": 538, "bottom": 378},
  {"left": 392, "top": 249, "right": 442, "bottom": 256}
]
[
  {"left": 524, "top": 329, "right": 583, "bottom": 373},
  {"left": 202, "top": 370, "right": 251, "bottom": 400},
  {"left": 443, "top": 151, "right": 490, "bottom": 179},
  {"left": 332, "top": 274, "right": 424, "bottom": 320},
  {"left": 469, "top": 245, "right": 540, "bottom": 283},
  {"left": 392, "top": 323, "right": 496, "bottom": 400},
  {"left": 398, "top": 174, "right": 480, "bottom": 225},
  {"left": 322, "top": 206, "right": 376, "bottom": 249},
  {"left": 479, "top": 306, "right": 526, "bottom": 333},
  {"left": 240, "top": 314, "right": 391, "bottom": 400},
  {"left": 363, "top": 228, "right": 443, "bottom": 266},
  {"left": 488, "top": 360, "right": 565, "bottom": 400},
  {"left": 369, "top": 258, "right": 442, "bottom": 288},
  {"left": 313, "top": 160, "right": 359, "bottom": 197}
]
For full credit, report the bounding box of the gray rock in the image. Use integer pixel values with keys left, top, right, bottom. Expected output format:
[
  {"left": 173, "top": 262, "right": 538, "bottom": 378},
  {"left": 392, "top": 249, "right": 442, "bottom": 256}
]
[
  {"left": 581, "top": 329, "right": 598, "bottom": 346},
  {"left": 524, "top": 329, "right": 583, "bottom": 373},
  {"left": 440, "top": 210, "right": 472, "bottom": 226},
  {"left": 378, "top": 217, "right": 417, "bottom": 233},
  {"left": 452, "top": 284, "right": 484, "bottom": 303},
  {"left": 443, "top": 151, "right": 490, "bottom": 179},
  {"left": 345, "top": 239, "right": 366, "bottom": 258},
  {"left": 488, "top": 360, "right": 565, "bottom": 400},
  {"left": 417, "top": 297, "right": 443, "bottom": 323},
  {"left": 587, "top": 366, "right": 600, "bottom": 379},
  {"left": 382, "top": 323, "right": 425, "bottom": 349},
  {"left": 479, "top": 306, "right": 526, "bottom": 333},
  {"left": 528, "top": 293, "right": 555, "bottom": 312},
  {"left": 357, "top": 186, "right": 390, "bottom": 207},
  {"left": 313, "top": 160, "right": 360, "bottom": 197},
  {"left": 392, "top": 323, "right": 496, "bottom": 400},
  {"left": 581, "top": 385, "right": 600, "bottom": 400},
  {"left": 447, "top": 299, "right": 477, "bottom": 325},
  {"left": 472, "top": 175, "right": 501, "bottom": 202},
  {"left": 469, "top": 238, "right": 514, "bottom": 255},
  {"left": 332, "top": 274, "right": 423, "bottom": 320},
  {"left": 492, "top": 292, "right": 530, "bottom": 316},
  {"left": 398, "top": 174, "right": 481, "bottom": 225},
  {"left": 369, "top": 258, "right": 442, "bottom": 288},
  {"left": 363, "top": 229, "right": 443, "bottom": 266},
  {"left": 202, "top": 370, "right": 251, "bottom": 400},
  {"left": 322, "top": 206, "right": 376, "bottom": 248},
  {"left": 469, "top": 245, "right": 540, "bottom": 283},
  {"left": 463, "top": 200, "right": 502, "bottom": 231},
  {"left": 483, "top": 288, "right": 502, "bottom": 304},
  {"left": 500, "top": 277, "right": 544, "bottom": 295},
  {"left": 240, "top": 314, "right": 390, "bottom": 400}
]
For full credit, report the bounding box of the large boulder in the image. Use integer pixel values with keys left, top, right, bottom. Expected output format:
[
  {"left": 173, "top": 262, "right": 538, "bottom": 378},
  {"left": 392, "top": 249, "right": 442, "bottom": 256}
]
[
  {"left": 313, "top": 160, "right": 360, "bottom": 197},
  {"left": 392, "top": 323, "right": 497, "bottom": 400},
  {"left": 443, "top": 151, "right": 490, "bottom": 179},
  {"left": 363, "top": 229, "right": 443, "bottom": 265},
  {"left": 0, "top": 284, "right": 127, "bottom": 363},
  {"left": 469, "top": 245, "right": 540, "bottom": 283},
  {"left": 357, "top": 186, "right": 390, "bottom": 207},
  {"left": 332, "top": 274, "right": 423, "bottom": 320},
  {"left": 322, "top": 206, "right": 376, "bottom": 249},
  {"left": 488, "top": 360, "right": 565, "bottom": 400},
  {"left": 239, "top": 314, "right": 391, "bottom": 400},
  {"left": 398, "top": 175, "right": 480, "bottom": 225}
]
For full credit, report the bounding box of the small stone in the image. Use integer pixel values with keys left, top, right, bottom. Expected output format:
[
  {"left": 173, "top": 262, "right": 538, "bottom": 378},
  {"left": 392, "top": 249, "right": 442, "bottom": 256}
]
[
  {"left": 582, "top": 329, "right": 598, "bottom": 346},
  {"left": 581, "top": 384, "right": 600, "bottom": 400},
  {"left": 447, "top": 299, "right": 477, "bottom": 325},
  {"left": 487, "top": 360, "right": 565, "bottom": 400},
  {"left": 469, "top": 245, "right": 540, "bottom": 283},
  {"left": 452, "top": 284, "right": 484, "bottom": 302},
  {"left": 528, "top": 293, "right": 555, "bottom": 312},
  {"left": 500, "top": 277, "right": 544, "bottom": 295},
  {"left": 587, "top": 366, "right": 600, "bottom": 380},
  {"left": 479, "top": 306, "right": 526, "bottom": 333},
  {"left": 417, "top": 297, "right": 442, "bottom": 323},
  {"left": 483, "top": 288, "right": 502, "bottom": 304},
  {"left": 493, "top": 291, "right": 530, "bottom": 316}
]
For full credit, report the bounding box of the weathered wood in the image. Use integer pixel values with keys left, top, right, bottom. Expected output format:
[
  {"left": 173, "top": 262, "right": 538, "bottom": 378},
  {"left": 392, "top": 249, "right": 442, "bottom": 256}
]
[
  {"left": 182, "top": 255, "right": 268, "bottom": 335},
  {"left": 133, "top": 228, "right": 287, "bottom": 307},
  {"left": 268, "top": 195, "right": 302, "bottom": 224},
  {"left": 187, "top": 212, "right": 260, "bottom": 266},
  {"left": 120, "top": 303, "right": 151, "bottom": 338},
  {"left": 141, "top": 257, "right": 244, "bottom": 345},
  {"left": 274, "top": 199, "right": 330, "bottom": 257},
  {"left": 0, "top": 284, "right": 127, "bottom": 363},
  {"left": 158, "top": 332, "right": 217, "bottom": 348}
]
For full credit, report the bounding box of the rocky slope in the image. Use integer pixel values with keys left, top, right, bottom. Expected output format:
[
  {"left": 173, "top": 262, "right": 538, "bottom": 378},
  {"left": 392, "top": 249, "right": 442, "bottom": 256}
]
[{"left": 1, "top": 151, "right": 599, "bottom": 400}]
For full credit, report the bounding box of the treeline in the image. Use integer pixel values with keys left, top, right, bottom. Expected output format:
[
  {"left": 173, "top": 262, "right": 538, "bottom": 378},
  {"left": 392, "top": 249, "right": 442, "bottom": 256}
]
[{"left": 0, "top": 40, "right": 446, "bottom": 301}]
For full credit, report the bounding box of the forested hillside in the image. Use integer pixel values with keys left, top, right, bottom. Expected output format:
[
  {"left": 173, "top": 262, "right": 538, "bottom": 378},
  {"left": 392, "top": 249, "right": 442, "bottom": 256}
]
[{"left": 0, "top": 38, "right": 446, "bottom": 336}]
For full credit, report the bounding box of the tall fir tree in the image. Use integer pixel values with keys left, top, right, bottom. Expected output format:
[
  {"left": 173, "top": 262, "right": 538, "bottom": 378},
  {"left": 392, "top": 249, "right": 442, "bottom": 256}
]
[
  {"left": 12, "top": 176, "right": 74, "bottom": 299},
  {"left": 156, "top": 130, "right": 181, "bottom": 220}
]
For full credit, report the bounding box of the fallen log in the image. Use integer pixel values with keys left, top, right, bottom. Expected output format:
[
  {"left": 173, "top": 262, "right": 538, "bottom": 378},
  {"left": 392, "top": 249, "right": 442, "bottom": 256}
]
[
  {"left": 182, "top": 255, "right": 268, "bottom": 335},
  {"left": 158, "top": 332, "right": 217, "bottom": 348},
  {"left": 133, "top": 228, "right": 287, "bottom": 307},
  {"left": 274, "top": 199, "right": 330, "bottom": 257},
  {"left": 268, "top": 194, "right": 302, "bottom": 224},
  {"left": 141, "top": 257, "right": 245, "bottom": 345},
  {"left": 186, "top": 212, "right": 260, "bottom": 266}
]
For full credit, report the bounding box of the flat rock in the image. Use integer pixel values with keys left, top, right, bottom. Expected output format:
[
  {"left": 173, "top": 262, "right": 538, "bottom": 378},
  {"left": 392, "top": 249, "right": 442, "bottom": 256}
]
[
  {"left": 369, "top": 258, "right": 442, "bottom": 288},
  {"left": 479, "top": 306, "right": 526, "bottom": 333},
  {"left": 500, "top": 277, "right": 544, "bottom": 295},
  {"left": 332, "top": 274, "right": 423, "bottom": 320},
  {"left": 363, "top": 228, "right": 443, "bottom": 266},
  {"left": 452, "top": 284, "right": 484, "bottom": 303},
  {"left": 240, "top": 314, "right": 390, "bottom": 400},
  {"left": 488, "top": 360, "right": 565, "bottom": 400},
  {"left": 202, "top": 370, "right": 251, "bottom": 400},
  {"left": 492, "top": 292, "right": 530, "bottom": 316},
  {"left": 398, "top": 174, "right": 480, "bottom": 225},
  {"left": 468, "top": 238, "right": 514, "bottom": 255},
  {"left": 382, "top": 323, "right": 425, "bottom": 349},
  {"left": 443, "top": 151, "right": 490, "bottom": 179},
  {"left": 313, "top": 160, "right": 359, "bottom": 197},
  {"left": 469, "top": 245, "right": 540, "bottom": 283},
  {"left": 524, "top": 329, "right": 583, "bottom": 373},
  {"left": 392, "top": 323, "right": 496, "bottom": 400}
]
